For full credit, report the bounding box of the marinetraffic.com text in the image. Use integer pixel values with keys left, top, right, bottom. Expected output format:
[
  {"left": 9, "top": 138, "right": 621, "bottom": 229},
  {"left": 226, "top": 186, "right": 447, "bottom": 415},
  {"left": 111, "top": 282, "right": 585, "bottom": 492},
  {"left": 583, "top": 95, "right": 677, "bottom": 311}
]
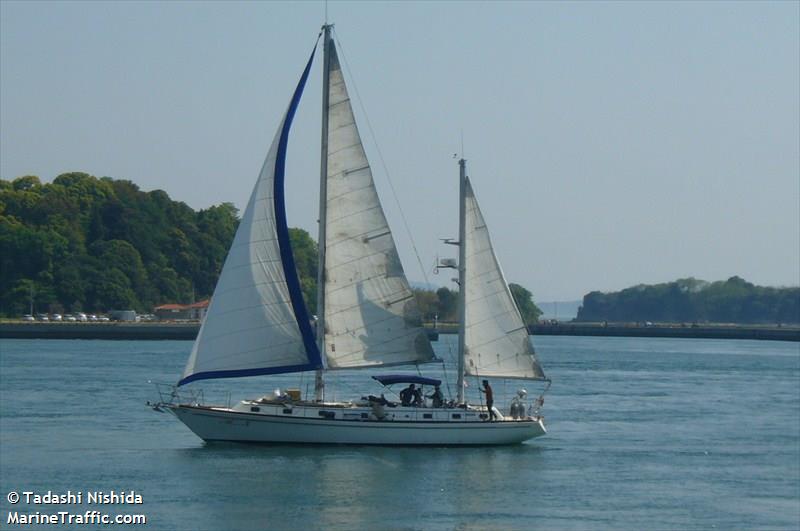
[{"left": 6, "top": 490, "right": 147, "bottom": 526}]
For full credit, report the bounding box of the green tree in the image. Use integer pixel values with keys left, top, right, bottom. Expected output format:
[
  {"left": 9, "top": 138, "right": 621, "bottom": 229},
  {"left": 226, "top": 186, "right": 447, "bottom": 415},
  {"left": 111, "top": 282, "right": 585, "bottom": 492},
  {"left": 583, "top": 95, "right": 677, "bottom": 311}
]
[
  {"left": 288, "top": 228, "right": 318, "bottom": 314},
  {"left": 93, "top": 268, "right": 137, "bottom": 310},
  {"left": 412, "top": 289, "right": 440, "bottom": 321},
  {"left": 436, "top": 287, "right": 458, "bottom": 322},
  {"left": 89, "top": 239, "right": 151, "bottom": 309},
  {"left": 3, "top": 279, "right": 36, "bottom": 316},
  {"left": 509, "top": 283, "right": 542, "bottom": 324},
  {"left": 12, "top": 175, "right": 41, "bottom": 191}
]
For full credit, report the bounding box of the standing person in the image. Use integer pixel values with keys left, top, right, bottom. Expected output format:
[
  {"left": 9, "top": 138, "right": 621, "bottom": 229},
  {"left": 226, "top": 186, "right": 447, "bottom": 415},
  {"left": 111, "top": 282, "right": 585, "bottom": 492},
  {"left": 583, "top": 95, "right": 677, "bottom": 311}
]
[
  {"left": 480, "top": 379, "right": 496, "bottom": 421},
  {"left": 399, "top": 384, "right": 416, "bottom": 407},
  {"left": 426, "top": 385, "right": 444, "bottom": 408},
  {"left": 412, "top": 386, "right": 424, "bottom": 407}
]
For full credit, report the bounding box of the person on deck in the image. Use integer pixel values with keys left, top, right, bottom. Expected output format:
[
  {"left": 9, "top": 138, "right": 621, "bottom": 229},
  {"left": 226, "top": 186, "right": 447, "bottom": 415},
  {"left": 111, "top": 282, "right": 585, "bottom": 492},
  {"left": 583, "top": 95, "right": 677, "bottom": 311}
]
[
  {"left": 426, "top": 385, "right": 444, "bottom": 408},
  {"left": 399, "top": 384, "right": 416, "bottom": 407},
  {"left": 480, "top": 379, "right": 496, "bottom": 420},
  {"left": 413, "top": 386, "right": 424, "bottom": 407}
]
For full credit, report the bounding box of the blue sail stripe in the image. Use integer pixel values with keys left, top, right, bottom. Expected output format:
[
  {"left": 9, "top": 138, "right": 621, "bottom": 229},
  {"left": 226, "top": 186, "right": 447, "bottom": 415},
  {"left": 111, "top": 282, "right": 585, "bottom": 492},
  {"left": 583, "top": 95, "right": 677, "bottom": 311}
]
[
  {"left": 178, "top": 364, "right": 317, "bottom": 387},
  {"left": 273, "top": 45, "right": 323, "bottom": 368}
]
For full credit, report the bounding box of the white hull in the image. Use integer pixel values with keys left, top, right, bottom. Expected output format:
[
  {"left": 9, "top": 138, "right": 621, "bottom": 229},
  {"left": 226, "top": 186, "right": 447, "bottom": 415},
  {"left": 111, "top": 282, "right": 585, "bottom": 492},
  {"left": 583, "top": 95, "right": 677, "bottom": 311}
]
[{"left": 167, "top": 402, "right": 546, "bottom": 446}]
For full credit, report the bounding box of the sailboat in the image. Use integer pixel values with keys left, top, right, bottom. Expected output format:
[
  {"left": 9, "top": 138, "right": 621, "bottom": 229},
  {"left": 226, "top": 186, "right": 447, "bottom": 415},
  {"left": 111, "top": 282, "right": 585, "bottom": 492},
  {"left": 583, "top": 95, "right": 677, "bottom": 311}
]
[{"left": 152, "top": 25, "right": 549, "bottom": 445}]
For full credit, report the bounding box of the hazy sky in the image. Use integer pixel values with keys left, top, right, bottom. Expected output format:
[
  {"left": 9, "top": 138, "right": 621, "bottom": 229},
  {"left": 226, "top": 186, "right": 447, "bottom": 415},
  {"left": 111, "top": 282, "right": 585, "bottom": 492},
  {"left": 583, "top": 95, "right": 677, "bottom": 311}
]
[{"left": 2, "top": 1, "right": 798, "bottom": 301}]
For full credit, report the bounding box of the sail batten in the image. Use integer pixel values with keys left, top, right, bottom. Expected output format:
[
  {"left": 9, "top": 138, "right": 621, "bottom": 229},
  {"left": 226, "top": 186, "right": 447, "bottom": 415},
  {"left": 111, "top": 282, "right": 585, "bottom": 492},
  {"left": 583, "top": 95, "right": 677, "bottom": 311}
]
[
  {"left": 463, "top": 178, "right": 546, "bottom": 380},
  {"left": 321, "top": 40, "right": 435, "bottom": 370},
  {"left": 325, "top": 290, "right": 410, "bottom": 312},
  {"left": 178, "top": 46, "right": 321, "bottom": 386}
]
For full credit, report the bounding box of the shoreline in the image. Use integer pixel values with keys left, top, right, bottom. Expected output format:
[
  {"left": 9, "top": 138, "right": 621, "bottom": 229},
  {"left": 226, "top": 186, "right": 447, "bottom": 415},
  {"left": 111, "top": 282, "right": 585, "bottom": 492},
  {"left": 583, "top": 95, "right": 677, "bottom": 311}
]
[
  {"left": 0, "top": 321, "right": 797, "bottom": 342},
  {"left": 0, "top": 322, "right": 200, "bottom": 340},
  {"left": 529, "top": 322, "right": 799, "bottom": 342}
]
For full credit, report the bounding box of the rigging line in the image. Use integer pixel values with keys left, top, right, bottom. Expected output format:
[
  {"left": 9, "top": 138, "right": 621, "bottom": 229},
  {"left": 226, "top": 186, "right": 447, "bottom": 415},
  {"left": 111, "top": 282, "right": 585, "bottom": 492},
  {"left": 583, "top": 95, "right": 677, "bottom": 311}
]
[
  {"left": 441, "top": 354, "right": 453, "bottom": 401},
  {"left": 328, "top": 370, "right": 337, "bottom": 403},
  {"left": 332, "top": 28, "right": 430, "bottom": 285}
]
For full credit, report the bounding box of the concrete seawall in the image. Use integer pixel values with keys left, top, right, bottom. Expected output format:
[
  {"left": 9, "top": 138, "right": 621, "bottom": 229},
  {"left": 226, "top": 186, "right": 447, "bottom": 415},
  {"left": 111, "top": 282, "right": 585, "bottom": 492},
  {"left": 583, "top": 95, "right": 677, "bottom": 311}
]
[
  {"left": 432, "top": 322, "right": 799, "bottom": 342},
  {"left": 528, "top": 323, "right": 799, "bottom": 342},
  {"left": 0, "top": 322, "right": 441, "bottom": 341},
  {"left": 1, "top": 322, "right": 797, "bottom": 342},
  {"left": 0, "top": 322, "right": 199, "bottom": 340}
]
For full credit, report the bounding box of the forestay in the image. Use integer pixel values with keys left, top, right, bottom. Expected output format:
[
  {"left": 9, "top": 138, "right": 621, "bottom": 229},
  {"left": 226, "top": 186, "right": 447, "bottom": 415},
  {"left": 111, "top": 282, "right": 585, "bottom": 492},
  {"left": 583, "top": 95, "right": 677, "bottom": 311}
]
[
  {"left": 463, "top": 178, "right": 546, "bottom": 380},
  {"left": 179, "top": 49, "right": 321, "bottom": 386},
  {"left": 322, "top": 42, "right": 434, "bottom": 369}
]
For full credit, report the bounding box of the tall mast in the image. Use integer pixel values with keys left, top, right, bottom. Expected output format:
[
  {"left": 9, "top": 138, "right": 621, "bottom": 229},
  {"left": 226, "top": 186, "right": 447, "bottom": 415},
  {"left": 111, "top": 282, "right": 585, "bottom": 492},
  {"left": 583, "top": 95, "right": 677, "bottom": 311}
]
[
  {"left": 315, "top": 24, "right": 333, "bottom": 401},
  {"left": 457, "top": 158, "right": 467, "bottom": 404}
]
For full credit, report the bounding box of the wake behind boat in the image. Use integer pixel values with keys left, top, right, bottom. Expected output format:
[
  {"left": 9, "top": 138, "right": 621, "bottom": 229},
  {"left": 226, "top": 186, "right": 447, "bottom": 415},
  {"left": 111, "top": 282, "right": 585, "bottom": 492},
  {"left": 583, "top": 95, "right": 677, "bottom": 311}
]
[{"left": 151, "top": 24, "right": 549, "bottom": 445}]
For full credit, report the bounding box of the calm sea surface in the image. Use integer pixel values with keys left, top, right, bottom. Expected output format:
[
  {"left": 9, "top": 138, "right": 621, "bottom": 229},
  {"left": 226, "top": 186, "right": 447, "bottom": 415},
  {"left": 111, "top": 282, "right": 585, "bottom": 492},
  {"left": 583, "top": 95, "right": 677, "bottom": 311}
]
[{"left": 1, "top": 336, "right": 798, "bottom": 530}]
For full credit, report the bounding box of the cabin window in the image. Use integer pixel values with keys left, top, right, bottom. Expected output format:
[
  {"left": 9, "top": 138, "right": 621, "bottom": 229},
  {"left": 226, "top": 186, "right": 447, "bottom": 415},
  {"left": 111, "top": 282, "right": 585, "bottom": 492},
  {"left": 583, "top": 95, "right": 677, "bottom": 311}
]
[
  {"left": 361, "top": 413, "right": 368, "bottom": 419},
  {"left": 423, "top": 413, "right": 433, "bottom": 419},
  {"left": 250, "top": 406, "right": 260, "bottom": 412},
  {"left": 451, "top": 413, "right": 461, "bottom": 419},
  {"left": 479, "top": 413, "right": 488, "bottom": 420},
  {"left": 282, "top": 408, "right": 292, "bottom": 414},
  {"left": 318, "top": 410, "right": 335, "bottom": 419}
]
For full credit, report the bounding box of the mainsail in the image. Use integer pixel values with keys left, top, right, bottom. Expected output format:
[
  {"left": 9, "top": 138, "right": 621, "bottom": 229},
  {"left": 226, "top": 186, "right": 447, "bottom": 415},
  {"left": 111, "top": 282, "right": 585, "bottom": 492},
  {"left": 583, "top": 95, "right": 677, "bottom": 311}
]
[
  {"left": 179, "top": 48, "right": 321, "bottom": 386},
  {"left": 321, "top": 41, "right": 435, "bottom": 369},
  {"left": 463, "top": 178, "right": 545, "bottom": 380}
]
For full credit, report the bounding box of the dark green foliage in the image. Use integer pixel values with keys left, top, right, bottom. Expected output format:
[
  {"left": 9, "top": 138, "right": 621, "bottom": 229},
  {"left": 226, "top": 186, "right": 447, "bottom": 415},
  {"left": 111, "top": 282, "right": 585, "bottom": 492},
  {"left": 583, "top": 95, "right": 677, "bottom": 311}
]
[
  {"left": 576, "top": 277, "right": 800, "bottom": 324},
  {"left": 0, "top": 173, "right": 244, "bottom": 315},
  {"left": 412, "top": 283, "right": 542, "bottom": 324},
  {"left": 509, "top": 283, "right": 543, "bottom": 324},
  {"left": 412, "top": 289, "right": 440, "bottom": 321},
  {"left": 435, "top": 287, "right": 458, "bottom": 322},
  {"left": 289, "top": 227, "right": 318, "bottom": 314}
]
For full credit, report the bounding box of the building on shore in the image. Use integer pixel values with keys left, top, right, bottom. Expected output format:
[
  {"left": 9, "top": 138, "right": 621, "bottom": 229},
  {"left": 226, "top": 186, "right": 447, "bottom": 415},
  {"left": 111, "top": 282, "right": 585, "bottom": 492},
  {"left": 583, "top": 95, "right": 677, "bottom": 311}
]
[
  {"left": 109, "top": 310, "right": 137, "bottom": 322},
  {"left": 153, "top": 300, "right": 209, "bottom": 321}
]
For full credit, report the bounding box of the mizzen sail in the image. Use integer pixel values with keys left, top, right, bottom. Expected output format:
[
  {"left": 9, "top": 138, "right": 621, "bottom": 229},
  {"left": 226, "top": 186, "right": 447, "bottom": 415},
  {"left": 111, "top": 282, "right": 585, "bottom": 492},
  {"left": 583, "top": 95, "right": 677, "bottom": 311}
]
[
  {"left": 321, "top": 41, "right": 434, "bottom": 369},
  {"left": 463, "top": 178, "right": 545, "bottom": 380},
  {"left": 179, "top": 48, "right": 321, "bottom": 386}
]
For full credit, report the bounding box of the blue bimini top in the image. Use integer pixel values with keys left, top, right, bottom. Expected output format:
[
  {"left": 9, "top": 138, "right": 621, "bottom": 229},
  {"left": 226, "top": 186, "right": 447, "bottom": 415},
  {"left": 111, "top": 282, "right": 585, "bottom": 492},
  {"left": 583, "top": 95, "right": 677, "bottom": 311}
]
[{"left": 372, "top": 375, "right": 442, "bottom": 387}]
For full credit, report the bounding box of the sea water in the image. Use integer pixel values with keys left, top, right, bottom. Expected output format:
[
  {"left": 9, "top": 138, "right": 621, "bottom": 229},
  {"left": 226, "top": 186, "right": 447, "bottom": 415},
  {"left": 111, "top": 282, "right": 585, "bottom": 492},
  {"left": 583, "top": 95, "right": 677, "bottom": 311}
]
[{"left": 0, "top": 336, "right": 798, "bottom": 530}]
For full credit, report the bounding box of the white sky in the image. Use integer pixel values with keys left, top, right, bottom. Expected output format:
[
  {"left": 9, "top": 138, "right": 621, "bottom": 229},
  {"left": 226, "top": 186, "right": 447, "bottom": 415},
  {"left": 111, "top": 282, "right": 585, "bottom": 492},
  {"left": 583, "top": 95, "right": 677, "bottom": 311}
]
[{"left": 2, "top": 1, "right": 798, "bottom": 301}]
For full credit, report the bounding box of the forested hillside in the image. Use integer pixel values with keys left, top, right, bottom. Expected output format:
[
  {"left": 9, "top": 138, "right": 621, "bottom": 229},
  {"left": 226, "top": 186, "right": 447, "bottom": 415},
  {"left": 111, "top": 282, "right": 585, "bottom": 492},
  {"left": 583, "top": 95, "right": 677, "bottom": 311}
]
[
  {"left": 577, "top": 277, "right": 799, "bottom": 324},
  {"left": 0, "top": 173, "right": 318, "bottom": 316},
  {"left": 4, "top": 175, "right": 793, "bottom": 325},
  {"left": 1, "top": 173, "right": 546, "bottom": 324}
]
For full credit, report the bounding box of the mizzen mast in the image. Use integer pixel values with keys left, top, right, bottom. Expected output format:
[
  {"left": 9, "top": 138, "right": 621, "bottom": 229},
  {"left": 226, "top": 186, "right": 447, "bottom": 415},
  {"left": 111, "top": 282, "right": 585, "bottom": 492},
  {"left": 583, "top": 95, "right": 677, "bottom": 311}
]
[{"left": 456, "top": 158, "right": 467, "bottom": 404}]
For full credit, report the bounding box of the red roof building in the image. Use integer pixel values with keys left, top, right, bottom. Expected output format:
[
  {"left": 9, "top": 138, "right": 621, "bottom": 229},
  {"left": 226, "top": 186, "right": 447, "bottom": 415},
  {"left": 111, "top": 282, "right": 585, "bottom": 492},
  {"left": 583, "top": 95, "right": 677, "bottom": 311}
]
[{"left": 154, "top": 300, "right": 210, "bottom": 321}]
